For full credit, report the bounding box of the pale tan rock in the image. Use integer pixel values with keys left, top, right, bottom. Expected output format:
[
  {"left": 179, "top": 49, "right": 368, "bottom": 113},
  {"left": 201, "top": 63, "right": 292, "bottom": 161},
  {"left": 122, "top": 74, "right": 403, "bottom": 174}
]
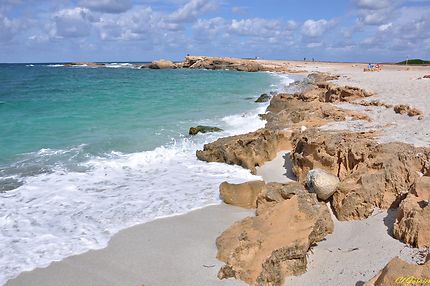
[
  {"left": 148, "top": 59, "right": 176, "bottom": 69},
  {"left": 216, "top": 183, "right": 333, "bottom": 286},
  {"left": 291, "top": 130, "right": 430, "bottom": 220},
  {"left": 306, "top": 168, "right": 340, "bottom": 200},
  {"left": 196, "top": 128, "right": 292, "bottom": 174},
  {"left": 393, "top": 176, "right": 430, "bottom": 248},
  {"left": 219, "top": 181, "right": 266, "bottom": 209},
  {"left": 364, "top": 257, "right": 430, "bottom": 286}
]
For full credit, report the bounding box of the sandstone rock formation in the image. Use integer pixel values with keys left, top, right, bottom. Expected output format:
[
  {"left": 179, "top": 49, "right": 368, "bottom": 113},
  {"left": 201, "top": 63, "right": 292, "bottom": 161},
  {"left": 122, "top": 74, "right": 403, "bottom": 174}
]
[
  {"left": 364, "top": 257, "right": 430, "bottom": 286},
  {"left": 393, "top": 176, "right": 430, "bottom": 248},
  {"left": 188, "top": 125, "right": 223, "bottom": 135},
  {"left": 291, "top": 129, "right": 430, "bottom": 220},
  {"left": 216, "top": 183, "right": 333, "bottom": 286},
  {"left": 196, "top": 128, "right": 292, "bottom": 174},
  {"left": 148, "top": 59, "right": 176, "bottom": 69},
  {"left": 394, "top": 104, "right": 423, "bottom": 117},
  {"left": 306, "top": 168, "right": 340, "bottom": 200},
  {"left": 219, "top": 181, "right": 266, "bottom": 209},
  {"left": 255, "top": 93, "right": 271, "bottom": 103},
  {"left": 182, "top": 56, "right": 263, "bottom": 72},
  {"left": 261, "top": 77, "right": 371, "bottom": 130}
]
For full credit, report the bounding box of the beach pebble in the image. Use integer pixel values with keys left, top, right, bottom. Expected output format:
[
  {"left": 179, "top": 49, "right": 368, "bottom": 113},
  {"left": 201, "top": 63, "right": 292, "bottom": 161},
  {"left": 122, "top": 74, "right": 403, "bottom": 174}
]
[{"left": 306, "top": 169, "right": 340, "bottom": 200}]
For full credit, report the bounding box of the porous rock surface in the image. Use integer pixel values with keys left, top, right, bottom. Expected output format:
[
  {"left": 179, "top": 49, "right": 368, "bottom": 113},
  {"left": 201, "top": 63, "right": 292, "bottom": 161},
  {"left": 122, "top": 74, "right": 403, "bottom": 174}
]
[
  {"left": 364, "top": 257, "right": 430, "bottom": 286},
  {"left": 196, "top": 128, "right": 292, "bottom": 174},
  {"left": 393, "top": 176, "right": 430, "bottom": 248},
  {"left": 216, "top": 183, "right": 333, "bottom": 286},
  {"left": 291, "top": 129, "right": 430, "bottom": 220}
]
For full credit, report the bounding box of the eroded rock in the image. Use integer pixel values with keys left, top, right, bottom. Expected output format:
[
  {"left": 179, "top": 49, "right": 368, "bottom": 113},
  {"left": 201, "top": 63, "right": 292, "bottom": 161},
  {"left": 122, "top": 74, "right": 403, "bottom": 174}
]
[
  {"left": 196, "top": 128, "right": 292, "bottom": 174},
  {"left": 394, "top": 104, "right": 423, "bottom": 117},
  {"left": 219, "top": 181, "right": 266, "bottom": 209},
  {"left": 364, "top": 257, "right": 430, "bottom": 286},
  {"left": 216, "top": 183, "right": 333, "bottom": 286},
  {"left": 393, "top": 176, "right": 430, "bottom": 248},
  {"left": 291, "top": 129, "right": 430, "bottom": 220}
]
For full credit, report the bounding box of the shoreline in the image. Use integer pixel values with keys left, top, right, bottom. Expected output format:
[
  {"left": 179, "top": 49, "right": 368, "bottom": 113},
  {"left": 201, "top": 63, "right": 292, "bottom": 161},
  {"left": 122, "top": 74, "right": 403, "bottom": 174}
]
[{"left": 6, "top": 56, "right": 430, "bottom": 285}]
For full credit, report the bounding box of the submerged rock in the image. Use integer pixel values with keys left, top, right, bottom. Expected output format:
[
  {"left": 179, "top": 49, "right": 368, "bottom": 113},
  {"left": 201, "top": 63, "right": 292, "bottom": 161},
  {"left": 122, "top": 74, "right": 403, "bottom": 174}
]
[
  {"left": 255, "top": 93, "right": 271, "bottom": 103},
  {"left": 216, "top": 183, "right": 333, "bottom": 286},
  {"left": 196, "top": 128, "right": 292, "bottom": 174},
  {"left": 364, "top": 257, "right": 430, "bottom": 286},
  {"left": 188, "top": 125, "right": 223, "bottom": 135},
  {"left": 219, "top": 181, "right": 265, "bottom": 209},
  {"left": 306, "top": 168, "right": 340, "bottom": 200},
  {"left": 393, "top": 176, "right": 430, "bottom": 248}
]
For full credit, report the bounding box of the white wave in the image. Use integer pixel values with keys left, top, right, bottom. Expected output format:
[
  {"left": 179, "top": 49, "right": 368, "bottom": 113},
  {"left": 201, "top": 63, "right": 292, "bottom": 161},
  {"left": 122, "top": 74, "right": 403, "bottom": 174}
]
[
  {"left": 25, "top": 64, "right": 34, "bottom": 67},
  {"left": 46, "top": 64, "right": 64, "bottom": 67},
  {"left": 105, "top": 63, "right": 133, "bottom": 68},
  {"left": 0, "top": 72, "right": 293, "bottom": 285}
]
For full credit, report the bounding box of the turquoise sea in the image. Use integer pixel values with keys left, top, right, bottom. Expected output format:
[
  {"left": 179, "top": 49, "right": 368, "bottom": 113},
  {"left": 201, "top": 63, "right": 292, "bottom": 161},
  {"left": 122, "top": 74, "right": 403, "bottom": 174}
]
[{"left": 0, "top": 63, "right": 294, "bottom": 284}]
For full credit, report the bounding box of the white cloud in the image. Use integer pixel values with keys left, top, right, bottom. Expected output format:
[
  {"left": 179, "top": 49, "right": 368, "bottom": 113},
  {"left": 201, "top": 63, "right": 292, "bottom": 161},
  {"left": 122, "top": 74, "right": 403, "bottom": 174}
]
[
  {"left": 79, "top": 0, "right": 132, "bottom": 14},
  {"left": 0, "top": 14, "right": 21, "bottom": 42},
  {"left": 54, "top": 7, "right": 96, "bottom": 38},
  {"left": 378, "top": 22, "right": 392, "bottom": 31},
  {"left": 302, "top": 19, "right": 334, "bottom": 37},
  {"left": 169, "top": 0, "right": 217, "bottom": 23},
  {"left": 230, "top": 18, "right": 282, "bottom": 37},
  {"left": 354, "top": 0, "right": 391, "bottom": 10}
]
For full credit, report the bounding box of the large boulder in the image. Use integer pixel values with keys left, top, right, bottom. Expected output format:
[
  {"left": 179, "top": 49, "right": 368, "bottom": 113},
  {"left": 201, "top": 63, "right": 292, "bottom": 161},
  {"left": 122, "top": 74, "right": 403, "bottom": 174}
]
[
  {"left": 393, "top": 176, "right": 430, "bottom": 248},
  {"left": 306, "top": 168, "right": 340, "bottom": 200},
  {"left": 219, "top": 181, "right": 266, "bottom": 209},
  {"left": 216, "top": 183, "right": 333, "bottom": 286},
  {"left": 364, "top": 257, "right": 430, "bottom": 286},
  {"left": 148, "top": 59, "right": 176, "bottom": 69},
  {"left": 291, "top": 130, "right": 430, "bottom": 220},
  {"left": 189, "top": 125, "right": 223, "bottom": 135},
  {"left": 196, "top": 128, "right": 292, "bottom": 174},
  {"left": 182, "top": 56, "right": 263, "bottom": 72}
]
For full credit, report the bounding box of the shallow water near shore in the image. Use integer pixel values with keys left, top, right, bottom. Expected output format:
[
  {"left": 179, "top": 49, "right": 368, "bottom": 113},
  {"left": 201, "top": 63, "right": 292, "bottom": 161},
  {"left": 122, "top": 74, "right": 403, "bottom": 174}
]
[{"left": 0, "top": 64, "right": 296, "bottom": 284}]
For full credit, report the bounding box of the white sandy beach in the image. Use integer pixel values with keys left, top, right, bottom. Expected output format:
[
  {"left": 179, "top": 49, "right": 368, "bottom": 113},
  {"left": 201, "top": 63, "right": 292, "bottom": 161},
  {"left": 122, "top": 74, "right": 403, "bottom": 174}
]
[{"left": 7, "top": 204, "right": 251, "bottom": 286}]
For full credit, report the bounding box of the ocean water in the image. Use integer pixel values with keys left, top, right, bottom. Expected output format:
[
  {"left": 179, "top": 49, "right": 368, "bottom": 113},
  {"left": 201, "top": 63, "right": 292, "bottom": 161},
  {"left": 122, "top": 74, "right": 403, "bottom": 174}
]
[{"left": 0, "top": 63, "right": 294, "bottom": 284}]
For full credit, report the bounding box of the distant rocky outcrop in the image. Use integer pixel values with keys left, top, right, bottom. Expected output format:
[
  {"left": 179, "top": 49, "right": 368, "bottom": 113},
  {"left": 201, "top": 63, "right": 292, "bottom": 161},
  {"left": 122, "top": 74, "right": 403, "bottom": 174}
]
[
  {"left": 216, "top": 183, "right": 333, "bottom": 286},
  {"left": 364, "top": 257, "right": 430, "bottom": 286},
  {"left": 64, "top": 62, "right": 103, "bottom": 68},
  {"left": 188, "top": 125, "right": 223, "bottom": 135},
  {"left": 181, "top": 56, "right": 298, "bottom": 73},
  {"left": 147, "top": 59, "right": 176, "bottom": 69},
  {"left": 219, "top": 181, "right": 266, "bottom": 209},
  {"left": 393, "top": 176, "right": 430, "bottom": 248},
  {"left": 291, "top": 129, "right": 430, "bottom": 220},
  {"left": 196, "top": 128, "right": 292, "bottom": 174}
]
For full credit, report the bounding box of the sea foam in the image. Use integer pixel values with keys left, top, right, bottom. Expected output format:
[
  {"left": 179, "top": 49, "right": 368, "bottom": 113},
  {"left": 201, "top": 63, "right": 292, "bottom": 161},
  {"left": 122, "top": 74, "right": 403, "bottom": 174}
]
[{"left": 0, "top": 72, "right": 294, "bottom": 285}]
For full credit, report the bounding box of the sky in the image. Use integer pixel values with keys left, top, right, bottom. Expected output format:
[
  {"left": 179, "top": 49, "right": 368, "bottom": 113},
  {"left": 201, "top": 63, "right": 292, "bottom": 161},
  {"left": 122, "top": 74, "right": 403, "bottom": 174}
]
[{"left": 0, "top": 0, "right": 429, "bottom": 63}]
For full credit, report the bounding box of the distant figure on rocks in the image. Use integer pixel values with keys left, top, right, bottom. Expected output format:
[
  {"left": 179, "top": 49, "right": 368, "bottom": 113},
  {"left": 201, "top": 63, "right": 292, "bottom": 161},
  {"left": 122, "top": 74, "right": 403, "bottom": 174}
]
[{"left": 304, "top": 57, "right": 306, "bottom": 61}]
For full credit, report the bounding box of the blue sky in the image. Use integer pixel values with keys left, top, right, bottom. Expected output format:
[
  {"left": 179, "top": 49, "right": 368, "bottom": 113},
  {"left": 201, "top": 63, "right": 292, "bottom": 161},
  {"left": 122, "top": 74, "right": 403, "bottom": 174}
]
[{"left": 1, "top": 0, "right": 429, "bottom": 63}]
